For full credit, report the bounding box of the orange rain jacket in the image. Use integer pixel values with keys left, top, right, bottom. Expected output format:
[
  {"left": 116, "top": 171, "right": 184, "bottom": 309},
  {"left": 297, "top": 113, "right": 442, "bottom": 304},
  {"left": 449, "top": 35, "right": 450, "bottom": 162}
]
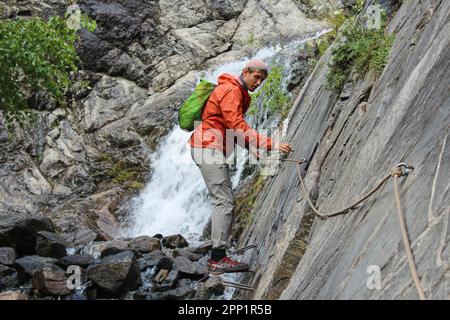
[{"left": 189, "top": 73, "right": 273, "bottom": 157}]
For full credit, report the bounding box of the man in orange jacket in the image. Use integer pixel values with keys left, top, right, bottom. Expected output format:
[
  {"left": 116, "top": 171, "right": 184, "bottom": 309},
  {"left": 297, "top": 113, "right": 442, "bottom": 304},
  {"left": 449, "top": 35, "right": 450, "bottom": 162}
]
[{"left": 190, "top": 59, "right": 292, "bottom": 275}]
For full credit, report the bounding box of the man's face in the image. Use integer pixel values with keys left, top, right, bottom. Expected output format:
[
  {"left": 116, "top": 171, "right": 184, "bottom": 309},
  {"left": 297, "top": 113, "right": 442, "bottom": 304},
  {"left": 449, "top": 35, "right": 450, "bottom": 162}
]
[{"left": 242, "top": 69, "right": 267, "bottom": 92}]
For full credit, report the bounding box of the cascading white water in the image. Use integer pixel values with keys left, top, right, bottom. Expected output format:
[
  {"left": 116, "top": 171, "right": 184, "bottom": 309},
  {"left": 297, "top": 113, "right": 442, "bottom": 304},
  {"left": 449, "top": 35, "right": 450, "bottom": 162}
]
[{"left": 124, "top": 29, "right": 332, "bottom": 248}]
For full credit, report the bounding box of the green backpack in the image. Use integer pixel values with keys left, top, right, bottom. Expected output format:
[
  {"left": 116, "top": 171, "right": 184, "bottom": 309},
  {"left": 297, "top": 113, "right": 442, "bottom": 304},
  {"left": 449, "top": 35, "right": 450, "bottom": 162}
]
[{"left": 178, "top": 79, "right": 216, "bottom": 132}]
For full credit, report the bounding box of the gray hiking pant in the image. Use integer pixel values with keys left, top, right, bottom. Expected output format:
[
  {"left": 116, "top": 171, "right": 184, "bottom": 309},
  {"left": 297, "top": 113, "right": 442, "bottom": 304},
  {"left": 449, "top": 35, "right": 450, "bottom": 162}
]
[{"left": 190, "top": 147, "right": 234, "bottom": 249}]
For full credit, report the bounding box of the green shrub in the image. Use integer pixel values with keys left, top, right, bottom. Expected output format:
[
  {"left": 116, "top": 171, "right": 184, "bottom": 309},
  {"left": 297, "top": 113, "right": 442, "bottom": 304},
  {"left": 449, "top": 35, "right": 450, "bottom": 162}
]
[
  {"left": 106, "top": 160, "right": 137, "bottom": 184},
  {"left": 248, "top": 65, "right": 291, "bottom": 119},
  {"left": 326, "top": 18, "right": 394, "bottom": 93},
  {"left": 236, "top": 174, "right": 266, "bottom": 230},
  {"left": 0, "top": 14, "right": 96, "bottom": 132}
]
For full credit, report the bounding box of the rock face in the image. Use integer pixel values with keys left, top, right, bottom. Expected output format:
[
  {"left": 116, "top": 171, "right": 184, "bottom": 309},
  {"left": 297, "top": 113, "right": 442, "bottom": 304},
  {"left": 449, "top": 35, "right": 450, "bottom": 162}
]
[{"left": 235, "top": 0, "right": 450, "bottom": 300}]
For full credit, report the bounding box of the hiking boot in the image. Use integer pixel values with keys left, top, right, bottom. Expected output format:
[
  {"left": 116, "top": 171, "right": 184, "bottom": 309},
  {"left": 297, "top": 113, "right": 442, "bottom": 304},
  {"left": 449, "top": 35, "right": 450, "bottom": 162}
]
[{"left": 208, "top": 256, "right": 249, "bottom": 275}]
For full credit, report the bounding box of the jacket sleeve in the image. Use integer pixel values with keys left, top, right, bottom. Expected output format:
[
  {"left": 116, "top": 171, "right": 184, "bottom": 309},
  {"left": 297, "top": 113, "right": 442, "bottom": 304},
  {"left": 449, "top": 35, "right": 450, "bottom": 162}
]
[{"left": 220, "top": 88, "right": 273, "bottom": 151}]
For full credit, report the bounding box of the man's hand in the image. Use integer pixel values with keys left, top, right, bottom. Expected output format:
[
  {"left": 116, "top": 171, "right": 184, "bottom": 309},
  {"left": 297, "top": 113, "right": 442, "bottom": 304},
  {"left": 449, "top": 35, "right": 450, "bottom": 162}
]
[{"left": 274, "top": 142, "right": 293, "bottom": 155}]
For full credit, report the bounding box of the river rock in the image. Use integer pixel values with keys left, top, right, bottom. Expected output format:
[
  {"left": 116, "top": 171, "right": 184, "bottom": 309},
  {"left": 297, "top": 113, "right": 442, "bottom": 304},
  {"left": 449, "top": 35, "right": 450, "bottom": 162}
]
[
  {"left": 87, "top": 250, "right": 141, "bottom": 297},
  {"left": 161, "top": 234, "right": 189, "bottom": 249},
  {"left": 35, "top": 231, "right": 68, "bottom": 259},
  {"left": 137, "top": 250, "right": 167, "bottom": 271},
  {"left": 129, "top": 235, "right": 161, "bottom": 254},
  {"left": 194, "top": 276, "right": 225, "bottom": 299},
  {"left": 172, "top": 249, "right": 203, "bottom": 262},
  {"left": 15, "top": 255, "right": 58, "bottom": 281},
  {"left": 0, "top": 291, "right": 28, "bottom": 300},
  {"left": 32, "top": 264, "right": 72, "bottom": 296},
  {"left": 153, "top": 268, "right": 179, "bottom": 292},
  {"left": 173, "top": 256, "right": 208, "bottom": 280},
  {"left": 0, "top": 247, "right": 16, "bottom": 266},
  {"left": 0, "top": 264, "right": 19, "bottom": 290},
  {"left": 57, "top": 254, "right": 98, "bottom": 269},
  {"left": 187, "top": 240, "right": 213, "bottom": 255},
  {"left": 0, "top": 214, "right": 54, "bottom": 256},
  {"left": 86, "top": 239, "right": 131, "bottom": 259}
]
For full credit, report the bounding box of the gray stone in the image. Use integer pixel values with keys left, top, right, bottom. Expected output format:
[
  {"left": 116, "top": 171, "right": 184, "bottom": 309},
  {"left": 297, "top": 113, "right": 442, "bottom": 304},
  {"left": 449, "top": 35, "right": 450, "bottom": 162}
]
[
  {"left": 194, "top": 276, "right": 225, "bottom": 299},
  {"left": 15, "top": 255, "right": 58, "bottom": 280},
  {"left": 32, "top": 264, "right": 72, "bottom": 296},
  {"left": 173, "top": 256, "right": 208, "bottom": 280},
  {"left": 0, "top": 291, "right": 28, "bottom": 300},
  {"left": 85, "top": 240, "right": 130, "bottom": 259},
  {"left": 137, "top": 250, "right": 168, "bottom": 271},
  {"left": 187, "top": 241, "right": 213, "bottom": 255},
  {"left": 87, "top": 250, "right": 141, "bottom": 297},
  {"left": 129, "top": 236, "right": 161, "bottom": 254},
  {"left": 57, "top": 254, "right": 97, "bottom": 269},
  {"left": 162, "top": 234, "right": 189, "bottom": 249},
  {"left": 0, "top": 214, "right": 54, "bottom": 256},
  {"left": 161, "top": 286, "right": 196, "bottom": 300},
  {"left": 0, "top": 264, "right": 19, "bottom": 290},
  {"left": 173, "top": 249, "right": 203, "bottom": 262},
  {"left": 153, "top": 268, "right": 179, "bottom": 292},
  {"left": 0, "top": 247, "right": 16, "bottom": 266},
  {"left": 35, "top": 231, "right": 68, "bottom": 259}
]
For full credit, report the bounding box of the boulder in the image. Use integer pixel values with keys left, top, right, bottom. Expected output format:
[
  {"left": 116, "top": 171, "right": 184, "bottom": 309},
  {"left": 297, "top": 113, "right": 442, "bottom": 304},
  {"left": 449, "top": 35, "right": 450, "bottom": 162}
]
[
  {"left": 0, "top": 264, "right": 19, "bottom": 290},
  {"left": 85, "top": 239, "right": 130, "bottom": 259},
  {"left": 161, "top": 286, "right": 196, "bottom": 300},
  {"left": 187, "top": 240, "right": 213, "bottom": 255},
  {"left": 173, "top": 256, "right": 208, "bottom": 280},
  {"left": 87, "top": 250, "right": 141, "bottom": 297},
  {"left": 0, "top": 291, "right": 28, "bottom": 300},
  {"left": 35, "top": 231, "right": 68, "bottom": 259},
  {"left": 173, "top": 249, "right": 202, "bottom": 262},
  {"left": 14, "top": 255, "right": 58, "bottom": 281},
  {"left": 153, "top": 268, "right": 179, "bottom": 292},
  {"left": 203, "top": 276, "right": 225, "bottom": 295},
  {"left": 57, "top": 254, "right": 98, "bottom": 269},
  {"left": 156, "top": 256, "right": 174, "bottom": 270},
  {"left": 0, "top": 214, "right": 54, "bottom": 255},
  {"left": 137, "top": 250, "right": 166, "bottom": 271},
  {"left": 0, "top": 247, "right": 16, "bottom": 266},
  {"left": 32, "top": 264, "right": 72, "bottom": 296},
  {"left": 129, "top": 236, "right": 161, "bottom": 254},
  {"left": 161, "top": 234, "right": 189, "bottom": 249},
  {"left": 194, "top": 276, "right": 224, "bottom": 299}
]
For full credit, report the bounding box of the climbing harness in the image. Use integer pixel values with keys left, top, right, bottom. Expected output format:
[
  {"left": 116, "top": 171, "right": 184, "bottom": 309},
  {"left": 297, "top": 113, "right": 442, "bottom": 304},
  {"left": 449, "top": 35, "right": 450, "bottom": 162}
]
[{"left": 259, "top": 156, "right": 426, "bottom": 300}]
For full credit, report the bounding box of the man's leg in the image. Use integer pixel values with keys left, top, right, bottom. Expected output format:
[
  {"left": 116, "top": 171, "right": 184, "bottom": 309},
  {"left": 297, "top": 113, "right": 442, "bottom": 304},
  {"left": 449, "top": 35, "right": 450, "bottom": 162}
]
[
  {"left": 191, "top": 147, "right": 234, "bottom": 256},
  {"left": 191, "top": 147, "right": 249, "bottom": 274}
]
